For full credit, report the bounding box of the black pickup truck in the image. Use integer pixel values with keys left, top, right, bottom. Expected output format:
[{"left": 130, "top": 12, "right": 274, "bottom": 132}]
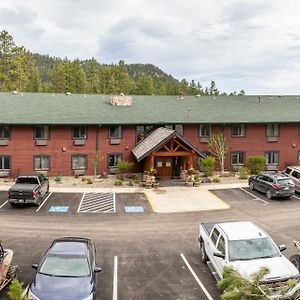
[{"left": 8, "top": 174, "right": 49, "bottom": 207}]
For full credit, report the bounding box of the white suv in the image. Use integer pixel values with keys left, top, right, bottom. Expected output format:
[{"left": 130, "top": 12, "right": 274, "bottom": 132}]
[{"left": 284, "top": 166, "right": 300, "bottom": 193}]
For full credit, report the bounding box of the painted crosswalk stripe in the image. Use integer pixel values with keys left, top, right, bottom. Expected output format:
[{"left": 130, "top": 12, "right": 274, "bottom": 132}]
[{"left": 78, "top": 192, "right": 115, "bottom": 213}]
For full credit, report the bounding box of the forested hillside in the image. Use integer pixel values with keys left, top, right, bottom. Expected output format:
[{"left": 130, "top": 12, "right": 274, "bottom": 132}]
[{"left": 0, "top": 30, "right": 245, "bottom": 95}]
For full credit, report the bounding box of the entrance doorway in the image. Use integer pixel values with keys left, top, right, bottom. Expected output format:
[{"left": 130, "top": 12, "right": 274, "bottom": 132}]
[{"left": 155, "top": 157, "right": 173, "bottom": 177}]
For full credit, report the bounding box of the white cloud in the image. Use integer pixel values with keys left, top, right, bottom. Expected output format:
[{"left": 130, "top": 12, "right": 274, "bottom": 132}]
[{"left": 1, "top": 0, "right": 300, "bottom": 94}]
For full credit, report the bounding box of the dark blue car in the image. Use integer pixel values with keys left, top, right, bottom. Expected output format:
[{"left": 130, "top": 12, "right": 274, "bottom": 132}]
[{"left": 28, "top": 237, "right": 101, "bottom": 300}]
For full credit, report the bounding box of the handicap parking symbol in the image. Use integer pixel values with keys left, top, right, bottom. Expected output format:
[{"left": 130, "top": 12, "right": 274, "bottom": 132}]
[{"left": 49, "top": 206, "right": 69, "bottom": 213}]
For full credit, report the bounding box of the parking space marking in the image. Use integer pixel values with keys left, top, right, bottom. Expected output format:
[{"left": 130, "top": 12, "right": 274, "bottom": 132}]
[
  {"left": 113, "top": 256, "right": 118, "bottom": 300},
  {"left": 180, "top": 254, "right": 215, "bottom": 300},
  {"left": 0, "top": 200, "right": 8, "bottom": 209},
  {"left": 78, "top": 192, "right": 115, "bottom": 213},
  {"left": 239, "top": 188, "right": 269, "bottom": 205},
  {"left": 36, "top": 192, "right": 53, "bottom": 212},
  {"left": 77, "top": 192, "right": 86, "bottom": 213}
]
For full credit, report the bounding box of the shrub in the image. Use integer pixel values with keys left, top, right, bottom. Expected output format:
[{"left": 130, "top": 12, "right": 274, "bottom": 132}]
[
  {"left": 132, "top": 175, "right": 140, "bottom": 184},
  {"left": 117, "top": 160, "right": 134, "bottom": 180},
  {"left": 247, "top": 156, "right": 266, "bottom": 174},
  {"left": 114, "top": 179, "right": 124, "bottom": 186},
  {"left": 7, "top": 279, "right": 29, "bottom": 300},
  {"left": 212, "top": 175, "right": 221, "bottom": 183},
  {"left": 238, "top": 167, "right": 250, "bottom": 179},
  {"left": 87, "top": 178, "right": 93, "bottom": 184},
  {"left": 54, "top": 175, "right": 63, "bottom": 182},
  {"left": 199, "top": 156, "right": 215, "bottom": 177}
]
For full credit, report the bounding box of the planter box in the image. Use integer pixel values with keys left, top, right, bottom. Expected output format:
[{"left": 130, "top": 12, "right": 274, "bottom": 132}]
[
  {"left": 73, "top": 139, "right": 86, "bottom": 146},
  {"left": 73, "top": 169, "right": 85, "bottom": 176},
  {"left": 194, "top": 181, "right": 200, "bottom": 187},
  {"left": 152, "top": 182, "right": 159, "bottom": 188},
  {"left": 0, "top": 139, "right": 9, "bottom": 146},
  {"left": 35, "top": 139, "right": 48, "bottom": 146},
  {"left": 185, "top": 181, "right": 194, "bottom": 187},
  {"left": 0, "top": 170, "right": 9, "bottom": 177}
]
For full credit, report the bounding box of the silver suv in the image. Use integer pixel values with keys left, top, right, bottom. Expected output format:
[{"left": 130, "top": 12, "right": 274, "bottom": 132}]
[{"left": 284, "top": 166, "right": 300, "bottom": 193}]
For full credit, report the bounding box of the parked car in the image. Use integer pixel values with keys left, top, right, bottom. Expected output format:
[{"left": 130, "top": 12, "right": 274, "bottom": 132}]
[
  {"left": 28, "top": 237, "right": 101, "bottom": 300},
  {"left": 248, "top": 172, "right": 295, "bottom": 199},
  {"left": 283, "top": 166, "right": 300, "bottom": 193},
  {"left": 198, "top": 221, "right": 300, "bottom": 299},
  {"left": 8, "top": 174, "right": 49, "bottom": 207}
]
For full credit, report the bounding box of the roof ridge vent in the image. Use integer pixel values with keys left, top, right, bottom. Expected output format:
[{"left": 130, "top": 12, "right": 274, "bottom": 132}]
[{"left": 177, "top": 91, "right": 184, "bottom": 100}]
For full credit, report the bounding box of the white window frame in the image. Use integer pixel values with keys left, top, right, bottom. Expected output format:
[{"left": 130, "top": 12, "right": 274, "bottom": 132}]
[
  {"left": 34, "top": 155, "right": 50, "bottom": 171},
  {"left": 199, "top": 124, "right": 212, "bottom": 138},
  {"left": 34, "top": 125, "right": 50, "bottom": 139},
  {"left": 72, "top": 154, "right": 87, "bottom": 170}
]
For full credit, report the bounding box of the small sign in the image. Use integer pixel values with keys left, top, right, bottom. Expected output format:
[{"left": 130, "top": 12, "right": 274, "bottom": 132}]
[
  {"left": 125, "top": 206, "right": 144, "bottom": 213},
  {"left": 49, "top": 206, "right": 69, "bottom": 213}
]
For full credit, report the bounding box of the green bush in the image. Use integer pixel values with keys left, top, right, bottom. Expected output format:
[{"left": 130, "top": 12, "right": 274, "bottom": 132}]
[
  {"left": 7, "top": 279, "right": 29, "bottom": 300},
  {"left": 132, "top": 175, "right": 140, "bottom": 184},
  {"left": 238, "top": 167, "right": 250, "bottom": 179},
  {"left": 114, "top": 179, "right": 124, "bottom": 186},
  {"left": 212, "top": 175, "right": 221, "bottom": 183},
  {"left": 199, "top": 156, "right": 215, "bottom": 177},
  {"left": 117, "top": 160, "right": 134, "bottom": 180},
  {"left": 87, "top": 178, "right": 93, "bottom": 184},
  {"left": 247, "top": 156, "right": 266, "bottom": 174},
  {"left": 54, "top": 175, "right": 63, "bottom": 182}
]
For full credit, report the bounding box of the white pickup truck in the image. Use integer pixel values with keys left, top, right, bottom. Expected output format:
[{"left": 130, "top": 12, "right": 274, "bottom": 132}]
[{"left": 198, "top": 221, "right": 300, "bottom": 299}]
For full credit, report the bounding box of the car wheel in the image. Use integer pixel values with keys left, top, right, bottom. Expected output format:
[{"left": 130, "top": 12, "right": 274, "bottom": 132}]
[
  {"left": 10, "top": 203, "right": 18, "bottom": 208},
  {"left": 290, "top": 254, "right": 300, "bottom": 271},
  {"left": 249, "top": 181, "right": 254, "bottom": 191},
  {"left": 266, "top": 189, "right": 273, "bottom": 199},
  {"left": 46, "top": 184, "right": 49, "bottom": 194},
  {"left": 200, "top": 241, "right": 208, "bottom": 262}
]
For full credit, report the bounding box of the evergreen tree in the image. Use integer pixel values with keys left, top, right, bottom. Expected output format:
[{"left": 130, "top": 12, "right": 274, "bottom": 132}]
[{"left": 136, "top": 75, "right": 155, "bottom": 95}]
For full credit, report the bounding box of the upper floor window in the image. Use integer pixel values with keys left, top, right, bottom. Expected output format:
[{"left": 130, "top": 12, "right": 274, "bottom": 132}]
[
  {"left": 34, "top": 155, "right": 50, "bottom": 171},
  {"left": 72, "top": 125, "right": 87, "bottom": 139},
  {"left": 164, "top": 124, "right": 183, "bottom": 135},
  {"left": 199, "top": 124, "right": 212, "bottom": 138},
  {"left": 231, "top": 124, "right": 246, "bottom": 137},
  {"left": 109, "top": 126, "right": 122, "bottom": 139},
  {"left": 34, "top": 125, "right": 50, "bottom": 139},
  {"left": 0, "top": 155, "right": 10, "bottom": 170},
  {"left": 231, "top": 152, "right": 245, "bottom": 165},
  {"left": 266, "top": 123, "right": 280, "bottom": 137},
  {"left": 0, "top": 126, "right": 10, "bottom": 139},
  {"left": 72, "top": 154, "right": 87, "bottom": 170},
  {"left": 136, "top": 125, "right": 154, "bottom": 143},
  {"left": 265, "top": 151, "right": 279, "bottom": 165}
]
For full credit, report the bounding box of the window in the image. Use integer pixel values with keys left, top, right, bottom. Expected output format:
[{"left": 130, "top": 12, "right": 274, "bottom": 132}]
[
  {"left": 0, "top": 155, "right": 10, "bottom": 170},
  {"left": 136, "top": 125, "right": 154, "bottom": 143},
  {"left": 72, "top": 126, "right": 87, "bottom": 139},
  {"left": 231, "top": 124, "right": 245, "bottom": 137},
  {"left": 199, "top": 124, "right": 212, "bottom": 137},
  {"left": 217, "top": 235, "right": 226, "bottom": 255},
  {"left": 34, "top": 155, "right": 50, "bottom": 171},
  {"left": 231, "top": 152, "right": 245, "bottom": 165},
  {"left": 108, "top": 153, "right": 122, "bottom": 168},
  {"left": 265, "top": 151, "right": 279, "bottom": 165},
  {"left": 266, "top": 123, "right": 279, "bottom": 137},
  {"left": 72, "top": 155, "right": 87, "bottom": 170},
  {"left": 164, "top": 124, "right": 184, "bottom": 135},
  {"left": 210, "top": 228, "right": 220, "bottom": 246},
  {"left": 0, "top": 126, "right": 10, "bottom": 139},
  {"left": 109, "top": 126, "right": 122, "bottom": 139},
  {"left": 34, "top": 125, "right": 50, "bottom": 139}
]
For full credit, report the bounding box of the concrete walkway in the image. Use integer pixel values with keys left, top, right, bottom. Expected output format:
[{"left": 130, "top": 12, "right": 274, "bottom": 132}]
[{"left": 0, "top": 182, "right": 248, "bottom": 213}]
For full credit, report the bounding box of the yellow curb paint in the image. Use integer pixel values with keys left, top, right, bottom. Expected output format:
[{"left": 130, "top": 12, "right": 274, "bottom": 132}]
[
  {"left": 144, "top": 192, "right": 155, "bottom": 211},
  {"left": 207, "top": 190, "right": 230, "bottom": 209}
]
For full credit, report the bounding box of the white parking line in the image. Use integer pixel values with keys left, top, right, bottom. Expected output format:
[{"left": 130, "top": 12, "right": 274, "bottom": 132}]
[
  {"left": 36, "top": 192, "right": 53, "bottom": 212},
  {"left": 0, "top": 200, "right": 8, "bottom": 209},
  {"left": 77, "top": 192, "right": 86, "bottom": 212},
  {"left": 113, "top": 256, "right": 118, "bottom": 300},
  {"left": 239, "top": 187, "right": 269, "bottom": 205},
  {"left": 113, "top": 193, "right": 116, "bottom": 213},
  {"left": 180, "top": 253, "right": 215, "bottom": 300}
]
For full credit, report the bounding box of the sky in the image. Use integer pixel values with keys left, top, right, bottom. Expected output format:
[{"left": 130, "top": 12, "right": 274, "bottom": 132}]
[{"left": 1, "top": 0, "right": 300, "bottom": 94}]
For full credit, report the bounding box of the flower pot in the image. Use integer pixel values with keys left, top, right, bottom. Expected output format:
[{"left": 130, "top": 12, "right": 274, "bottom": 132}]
[
  {"left": 194, "top": 181, "right": 200, "bottom": 187},
  {"left": 185, "top": 181, "right": 194, "bottom": 187}
]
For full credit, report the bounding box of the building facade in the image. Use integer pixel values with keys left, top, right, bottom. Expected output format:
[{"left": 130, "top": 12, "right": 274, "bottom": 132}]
[{"left": 0, "top": 93, "right": 300, "bottom": 177}]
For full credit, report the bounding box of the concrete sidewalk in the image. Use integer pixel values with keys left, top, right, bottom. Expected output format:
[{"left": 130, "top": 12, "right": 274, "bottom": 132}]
[{"left": 0, "top": 182, "right": 248, "bottom": 213}]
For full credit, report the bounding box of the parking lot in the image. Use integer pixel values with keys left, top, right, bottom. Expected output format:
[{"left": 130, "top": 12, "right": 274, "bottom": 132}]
[{"left": 1, "top": 187, "right": 300, "bottom": 300}]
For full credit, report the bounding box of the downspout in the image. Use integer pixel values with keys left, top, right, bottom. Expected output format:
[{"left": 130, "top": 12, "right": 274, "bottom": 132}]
[{"left": 95, "top": 124, "right": 101, "bottom": 176}]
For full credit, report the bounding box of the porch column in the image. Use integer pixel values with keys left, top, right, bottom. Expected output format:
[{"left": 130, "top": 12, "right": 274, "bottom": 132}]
[
  {"left": 188, "top": 156, "right": 193, "bottom": 169},
  {"left": 149, "top": 155, "right": 154, "bottom": 170}
]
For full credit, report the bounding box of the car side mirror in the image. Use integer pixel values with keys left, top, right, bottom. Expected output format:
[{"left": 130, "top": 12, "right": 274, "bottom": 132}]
[
  {"left": 94, "top": 266, "right": 102, "bottom": 273},
  {"left": 32, "top": 264, "right": 38, "bottom": 270},
  {"left": 279, "top": 245, "right": 287, "bottom": 252},
  {"left": 213, "top": 250, "right": 225, "bottom": 259}
]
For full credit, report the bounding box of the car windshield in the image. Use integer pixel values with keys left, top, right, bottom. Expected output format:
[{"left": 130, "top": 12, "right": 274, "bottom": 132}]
[
  {"left": 277, "top": 178, "right": 293, "bottom": 185},
  {"left": 229, "top": 238, "right": 280, "bottom": 261},
  {"left": 39, "top": 254, "right": 90, "bottom": 277}
]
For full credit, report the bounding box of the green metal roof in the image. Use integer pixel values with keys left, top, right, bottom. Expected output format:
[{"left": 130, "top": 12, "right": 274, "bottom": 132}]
[{"left": 1, "top": 92, "right": 300, "bottom": 125}]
